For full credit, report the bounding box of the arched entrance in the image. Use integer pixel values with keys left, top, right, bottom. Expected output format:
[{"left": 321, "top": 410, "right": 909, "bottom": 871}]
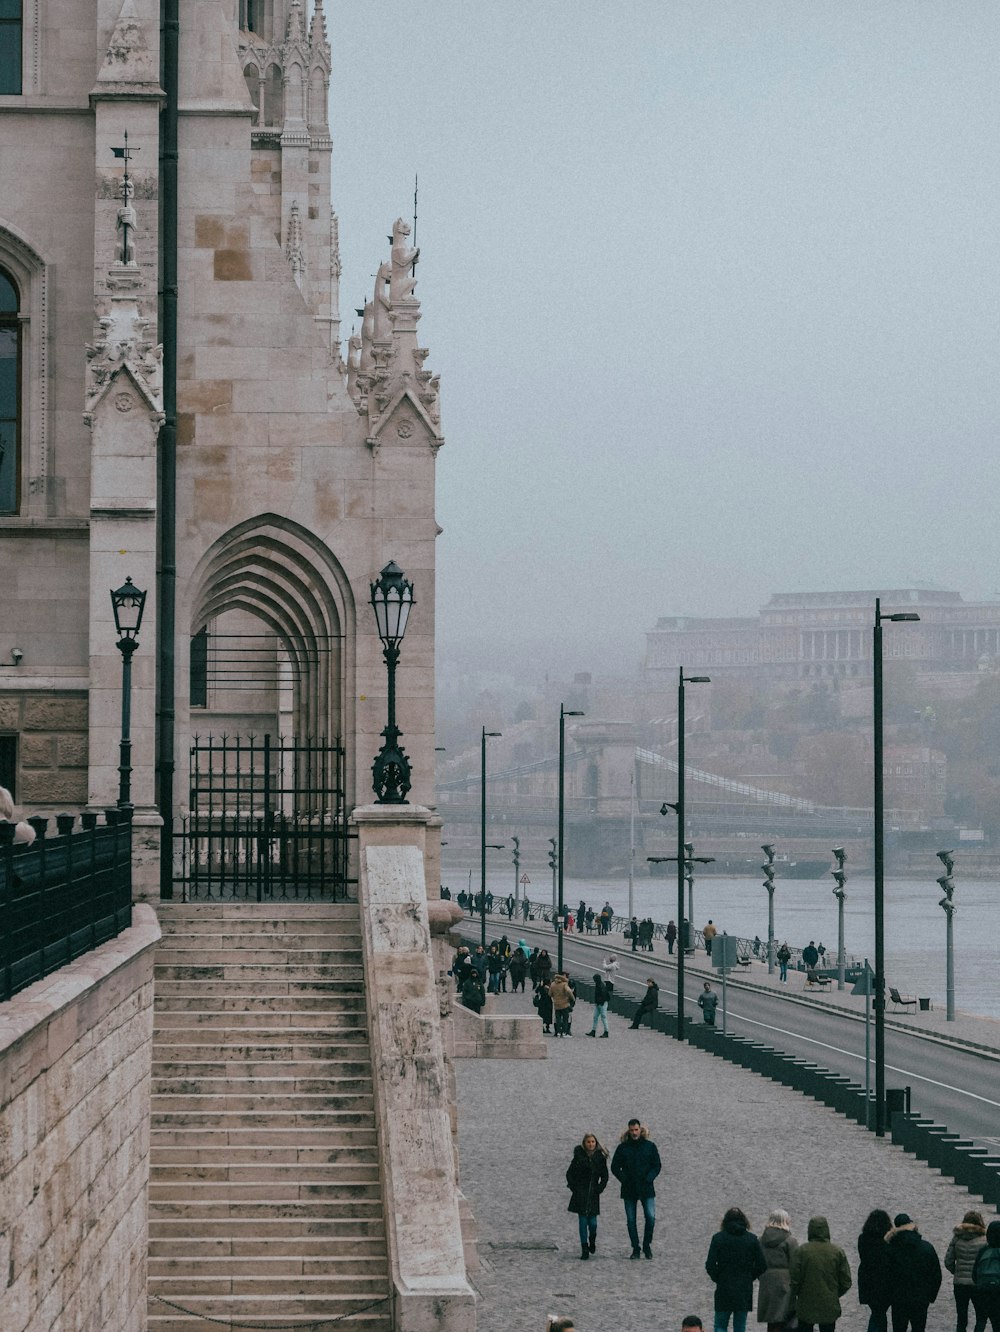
[{"left": 177, "top": 515, "right": 357, "bottom": 899}]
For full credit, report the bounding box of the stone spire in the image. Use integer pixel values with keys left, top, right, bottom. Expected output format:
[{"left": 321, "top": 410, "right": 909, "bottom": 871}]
[{"left": 348, "top": 220, "right": 442, "bottom": 454}]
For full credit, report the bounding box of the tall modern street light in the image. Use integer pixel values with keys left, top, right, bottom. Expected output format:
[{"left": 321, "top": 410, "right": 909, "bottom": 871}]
[
  {"left": 873, "top": 597, "right": 919, "bottom": 1135},
  {"left": 654, "top": 669, "right": 710, "bottom": 1040},
  {"left": 110, "top": 577, "right": 147, "bottom": 813},
  {"left": 557, "top": 704, "right": 584, "bottom": 972},
  {"left": 370, "top": 562, "right": 414, "bottom": 803},
  {"left": 761, "top": 844, "right": 776, "bottom": 974},
  {"left": 936, "top": 849, "right": 957, "bottom": 1022},
  {"left": 511, "top": 836, "right": 521, "bottom": 907},
  {"left": 480, "top": 726, "right": 501, "bottom": 946},
  {"left": 831, "top": 847, "right": 847, "bottom": 991}
]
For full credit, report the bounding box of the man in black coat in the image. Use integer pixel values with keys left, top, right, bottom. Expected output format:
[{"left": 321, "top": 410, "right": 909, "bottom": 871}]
[
  {"left": 886, "top": 1213, "right": 942, "bottom": 1332},
  {"left": 610, "top": 1119, "right": 661, "bottom": 1259},
  {"left": 630, "top": 978, "right": 659, "bottom": 1029}
]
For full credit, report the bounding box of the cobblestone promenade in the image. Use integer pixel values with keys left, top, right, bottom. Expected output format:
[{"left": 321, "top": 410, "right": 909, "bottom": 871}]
[{"left": 456, "top": 986, "right": 997, "bottom": 1332}]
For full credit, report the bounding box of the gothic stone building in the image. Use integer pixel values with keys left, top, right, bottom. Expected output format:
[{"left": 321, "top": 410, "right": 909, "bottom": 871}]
[{"left": 0, "top": 0, "right": 443, "bottom": 887}]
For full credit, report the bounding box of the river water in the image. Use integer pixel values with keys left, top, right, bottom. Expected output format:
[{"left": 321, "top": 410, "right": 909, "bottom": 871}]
[{"left": 463, "top": 867, "right": 1000, "bottom": 1021}]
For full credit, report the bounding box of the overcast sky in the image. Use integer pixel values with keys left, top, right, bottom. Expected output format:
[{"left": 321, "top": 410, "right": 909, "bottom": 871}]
[{"left": 329, "top": 2, "right": 1000, "bottom": 676}]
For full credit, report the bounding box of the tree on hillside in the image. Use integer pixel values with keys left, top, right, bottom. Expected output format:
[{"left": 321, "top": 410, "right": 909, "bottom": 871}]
[{"left": 797, "top": 731, "right": 872, "bottom": 807}]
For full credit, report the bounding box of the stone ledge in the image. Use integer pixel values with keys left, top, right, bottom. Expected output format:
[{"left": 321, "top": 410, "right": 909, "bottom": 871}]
[{"left": 451, "top": 1004, "right": 547, "bottom": 1060}]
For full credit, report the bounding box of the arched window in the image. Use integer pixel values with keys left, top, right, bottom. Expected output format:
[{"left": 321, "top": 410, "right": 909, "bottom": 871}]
[
  {"left": 263, "top": 64, "right": 283, "bottom": 128},
  {"left": 0, "top": 268, "right": 20, "bottom": 515},
  {"left": 0, "top": 0, "right": 22, "bottom": 95},
  {"left": 243, "top": 63, "right": 261, "bottom": 126}
]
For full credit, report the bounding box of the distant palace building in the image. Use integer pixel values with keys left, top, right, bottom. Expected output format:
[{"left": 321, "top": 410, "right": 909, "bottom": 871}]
[{"left": 644, "top": 589, "right": 1000, "bottom": 682}]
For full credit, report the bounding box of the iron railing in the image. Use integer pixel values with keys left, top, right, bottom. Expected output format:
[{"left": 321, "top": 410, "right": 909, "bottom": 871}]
[
  {"left": 0, "top": 811, "right": 133, "bottom": 1002},
  {"left": 174, "top": 734, "right": 355, "bottom": 900}
]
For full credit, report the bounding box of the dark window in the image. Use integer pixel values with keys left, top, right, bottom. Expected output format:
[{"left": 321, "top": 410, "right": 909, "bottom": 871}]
[
  {"left": 0, "top": 267, "right": 20, "bottom": 515},
  {"left": 0, "top": 734, "right": 16, "bottom": 798},
  {"left": 0, "top": 0, "right": 22, "bottom": 95},
  {"left": 239, "top": 0, "right": 262, "bottom": 36},
  {"left": 190, "top": 627, "right": 208, "bottom": 708}
]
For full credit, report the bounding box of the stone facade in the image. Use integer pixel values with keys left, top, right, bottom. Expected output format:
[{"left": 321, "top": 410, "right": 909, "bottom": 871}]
[
  {"left": 0, "top": 0, "right": 442, "bottom": 851},
  {"left": 0, "top": 904, "right": 161, "bottom": 1332}
]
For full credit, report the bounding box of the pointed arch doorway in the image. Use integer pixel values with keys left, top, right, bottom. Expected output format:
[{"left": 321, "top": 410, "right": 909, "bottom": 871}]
[{"left": 176, "top": 516, "right": 357, "bottom": 900}]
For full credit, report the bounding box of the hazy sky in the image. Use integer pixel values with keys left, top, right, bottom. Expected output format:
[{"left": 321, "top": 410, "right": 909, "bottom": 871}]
[{"left": 329, "top": 2, "right": 1000, "bottom": 675}]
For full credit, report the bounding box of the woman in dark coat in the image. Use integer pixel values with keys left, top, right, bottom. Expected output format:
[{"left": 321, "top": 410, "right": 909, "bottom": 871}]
[
  {"left": 858, "top": 1209, "right": 893, "bottom": 1332},
  {"left": 706, "top": 1206, "right": 767, "bottom": 1332},
  {"left": 535, "top": 949, "right": 553, "bottom": 986},
  {"left": 534, "top": 980, "right": 553, "bottom": 1032},
  {"left": 565, "top": 1133, "right": 609, "bottom": 1260},
  {"left": 757, "top": 1209, "right": 799, "bottom": 1331}
]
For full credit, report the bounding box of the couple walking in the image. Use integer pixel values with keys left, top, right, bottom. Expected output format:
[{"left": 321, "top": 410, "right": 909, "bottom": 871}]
[{"left": 565, "top": 1118, "right": 661, "bottom": 1261}]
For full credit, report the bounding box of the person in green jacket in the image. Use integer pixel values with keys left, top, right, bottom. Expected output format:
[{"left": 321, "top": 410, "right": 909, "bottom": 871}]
[{"left": 789, "top": 1216, "right": 852, "bottom": 1332}]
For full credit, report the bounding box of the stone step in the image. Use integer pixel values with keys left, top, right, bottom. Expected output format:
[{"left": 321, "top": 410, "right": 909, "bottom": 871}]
[
  {"left": 152, "top": 1074, "right": 372, "bottom": 1095},
  {"left": 152, "top": 1059, "right": 369, "bottom": 1080},
  {"left": 151, "top": 1145, "right": 379, "bottom": 1167},
  {"left": 153, "top": 1025, "right": 369, "bottom": 1045},
  {"left": 151, "top": 1093, "right": 374, "bottom": 1114},
  {"left": 148, "top": 1311, "right": 390, "bottom": 1332},
  {"left": 149, "top": 1254, "right": 387, "bottom": 1277},
  {"left": 153, "top": 1043, "right": 372, "bottom": 1065},
  {"left": 156, "top": 948, "right": 362, "bottom": 966},
  {"left": 150, "top": 1110, "right": 376, "bottom": 1131},
  {"left": 150, "top": 1127, "right": 378, "bottom": 1148},
  {"left": 149, "top": 1236, "right": 386, "bottom": 1258},
  {"left": 149, "top": 1216, "right": 387, "bottom": 1239},
  {"left": 150, "top": 1274, "right": 390, "bottom": 1297},
  {"left": 154, "top": 1008, "right": 368, "bottom": 1028},
  {"left": 150, "top": 1180, "right": 382, "bottom": 1203},
  {"left": 157, "top": 922, "right": 362, "bottom": 939},
  {"left": 156, "top": 964, "right": 365, "bottom": 982},
  {"left": 155, "top": 903, "right": 361, "bottom": 921},
  {"left": 154, "top": 979, "right": 364, "bottom": 998},
  {"left": 150, "top": 1199, "right": 384, "bottom": 1220},
  {"left": 153, "top": 992, "right": 368, "bottom": 1013},
  {"left": 151, "top": 1163, "right": 381, "bottom": 1184}
]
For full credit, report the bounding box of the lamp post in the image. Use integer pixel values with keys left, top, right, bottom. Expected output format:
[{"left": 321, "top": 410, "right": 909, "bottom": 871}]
[
  {"left": 480, "top": 726, "right": 501, "bottom": 947},
  {"left": 761, "top": 844, "right": 776, "bottom": 974},
  {"left": 873, "top": 597, "right": 919, "bottom": 1135},
  {"left": 511, "top": 835, "right": 521, "bottom": 907},
  {"left": 548, "top": 837, "right": 557, "bottom": 913},
  {"left": 110, "top": 577, "right": 147, "bottom": 813},
  {"left": 557, "top": 703, "right": 584, "bottom": 972},
  {"left": 831, "top": 846, "right": 847, "bottom": 991},
  {"left": 936, "top": 849, "right": 956, "bottom": 1022},
  {"left": 666, "top": 670, "right": 709, "bottom": 1038},
  {"left": 370, "top": 562, "right": 414, "bottom": 803}
]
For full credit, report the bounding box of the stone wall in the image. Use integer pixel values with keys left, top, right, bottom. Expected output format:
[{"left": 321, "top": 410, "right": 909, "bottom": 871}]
[
  {"left": 0, "top": 691, "right": 89, "bottom": 809},
  {"left": 0, "top": 904, "right": 160, "bottom": 1332}
]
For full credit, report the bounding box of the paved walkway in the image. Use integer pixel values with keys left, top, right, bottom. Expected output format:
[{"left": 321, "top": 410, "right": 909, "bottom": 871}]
[
  {"left": 456, "top": 983, "right": 998, "bottom": 1332},
  {"left": 468, "top": 914, "right": 1000, "bottom": 1058}
]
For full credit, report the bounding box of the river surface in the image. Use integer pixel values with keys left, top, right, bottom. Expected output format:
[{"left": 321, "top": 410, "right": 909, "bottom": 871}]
[{"left": 455, "top": 865, "right": 1000, "bottom": 1020}]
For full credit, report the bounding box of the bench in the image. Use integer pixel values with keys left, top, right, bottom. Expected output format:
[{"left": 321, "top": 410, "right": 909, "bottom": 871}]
[
  {"left": 805, "top": 970, "right": 831, "bottom": 989},
  {"left": 889, "top": 986, "right": 917, "bottom": 1012}
]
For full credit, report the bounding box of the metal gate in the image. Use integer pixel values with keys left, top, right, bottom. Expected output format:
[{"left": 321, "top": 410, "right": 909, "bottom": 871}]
[{"left": 174, "top": 735, "right": 355, "bottom": 900}]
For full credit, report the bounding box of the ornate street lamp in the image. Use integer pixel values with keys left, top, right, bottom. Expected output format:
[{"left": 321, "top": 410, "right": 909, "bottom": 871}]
[
  {"left": 873, "top": 598, "right": 919, "bottom": 1136},
  {"left": 831, "top": 847, "right": 847, "bottom": 991},
  {"left": 370, "top": 561, "right": 414, "bottom": 804},
  {"left": 936, "top": 849, "right": 956, "bottom": 1022},
  {"left": 480, "top": 726, "right": 501, "bottom": 946},
  {"left": 110, "top": 577, "right": 147, "bottom": 813},
  {"left": 557, "top": 704, "right": 584, "bottom": 972},
  {"left": 762, "top": 844, "right": 777, "bottom": 974}
]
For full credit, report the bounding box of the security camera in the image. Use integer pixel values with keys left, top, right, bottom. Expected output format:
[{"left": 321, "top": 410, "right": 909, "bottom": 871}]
[{"left": 10, "top": 647, "right": 22, "bottom": 665}]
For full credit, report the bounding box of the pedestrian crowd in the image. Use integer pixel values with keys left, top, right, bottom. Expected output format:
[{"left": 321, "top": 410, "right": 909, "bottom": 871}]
[{"left": 554, "top": 1119, "right": 1000, "bottom": 1332}]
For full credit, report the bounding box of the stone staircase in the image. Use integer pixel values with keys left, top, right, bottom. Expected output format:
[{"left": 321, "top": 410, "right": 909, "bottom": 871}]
[{"left": 147, "top": 902, "right": 392, "bottom": 1331}]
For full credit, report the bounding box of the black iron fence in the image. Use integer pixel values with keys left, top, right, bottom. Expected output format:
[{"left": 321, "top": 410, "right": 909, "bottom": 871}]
[
  {"left": 0, "top": 810, "right": 133, "bottom": 1002},
  {"left": 174, "top": 734, "right": 354, "bottom": 901}
]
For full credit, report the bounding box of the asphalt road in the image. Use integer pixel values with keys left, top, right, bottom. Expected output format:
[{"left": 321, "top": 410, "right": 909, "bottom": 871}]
[{"left": 474, "top": 920, "right": 1000, "bottom": 1153}]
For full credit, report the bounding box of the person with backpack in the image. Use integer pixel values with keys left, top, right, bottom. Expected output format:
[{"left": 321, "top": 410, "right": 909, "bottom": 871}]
[
  {"left": 945, "top": 1210, "right": 988, "bottom": 1332},
  {"left": 972, "top": 1221, "right": 1000, "bottom": 1332},
  {"left": 587, "top": 972, "right": 610, "bottom": 1037}
]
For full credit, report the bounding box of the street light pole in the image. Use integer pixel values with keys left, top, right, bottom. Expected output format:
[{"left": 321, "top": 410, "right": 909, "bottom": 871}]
[
  {"left": 936, "top": 849, "right": 956, "bottom": 1022},
  {"left": 512, "top": 836, "right": 520, "bottom": 907},
  {"left": 831, "top": 847, "right": 847, "bottom": 991},
  {"left": 557, "top": 703, "right": 584, "bottom": 973},
  {"left": 761, "top": 844, "right": 776, "bottom": 974},
  {"left": 370, "top": 562, "right": 415, "bottom": 803},
  {"left": 873, "top": 597, "right": 919, "bottom": 1136},
  {"left": 110, "top": 577, "right": 147, "bottom": 814},
  {"left": 481, "top": 726, "right": 501, "bottom": 947}
]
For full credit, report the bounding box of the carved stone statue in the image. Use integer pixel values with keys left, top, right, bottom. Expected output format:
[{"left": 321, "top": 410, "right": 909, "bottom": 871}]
[
  {"left": 390, "top": 217, "right": 418, "bottom": 304},
  {"left": 116, "top": 178, "right": 138, "bottom": 267},
  {"left": 373, "top": 260, "right": 393, "bottom": 341}
]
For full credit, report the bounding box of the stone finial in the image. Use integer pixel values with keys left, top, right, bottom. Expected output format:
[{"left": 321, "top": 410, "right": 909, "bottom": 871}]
[
  {"left": 310, "top": 0, "right": 329, "bottom": 46},
  {"left": 359, "top": 300, "right": 375, "bottom": 375},
  {"left": 330, "top": 210, "right": 341, "bottom": 280},
  {"left": 285, "top": 200, "right": 305, "bottom": 287},
  {"left": 286, "top": 0, "right": 306, "bottom": 43},
  {"left": 390, "top": 217, "right": 419, "bottom": 305}
]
